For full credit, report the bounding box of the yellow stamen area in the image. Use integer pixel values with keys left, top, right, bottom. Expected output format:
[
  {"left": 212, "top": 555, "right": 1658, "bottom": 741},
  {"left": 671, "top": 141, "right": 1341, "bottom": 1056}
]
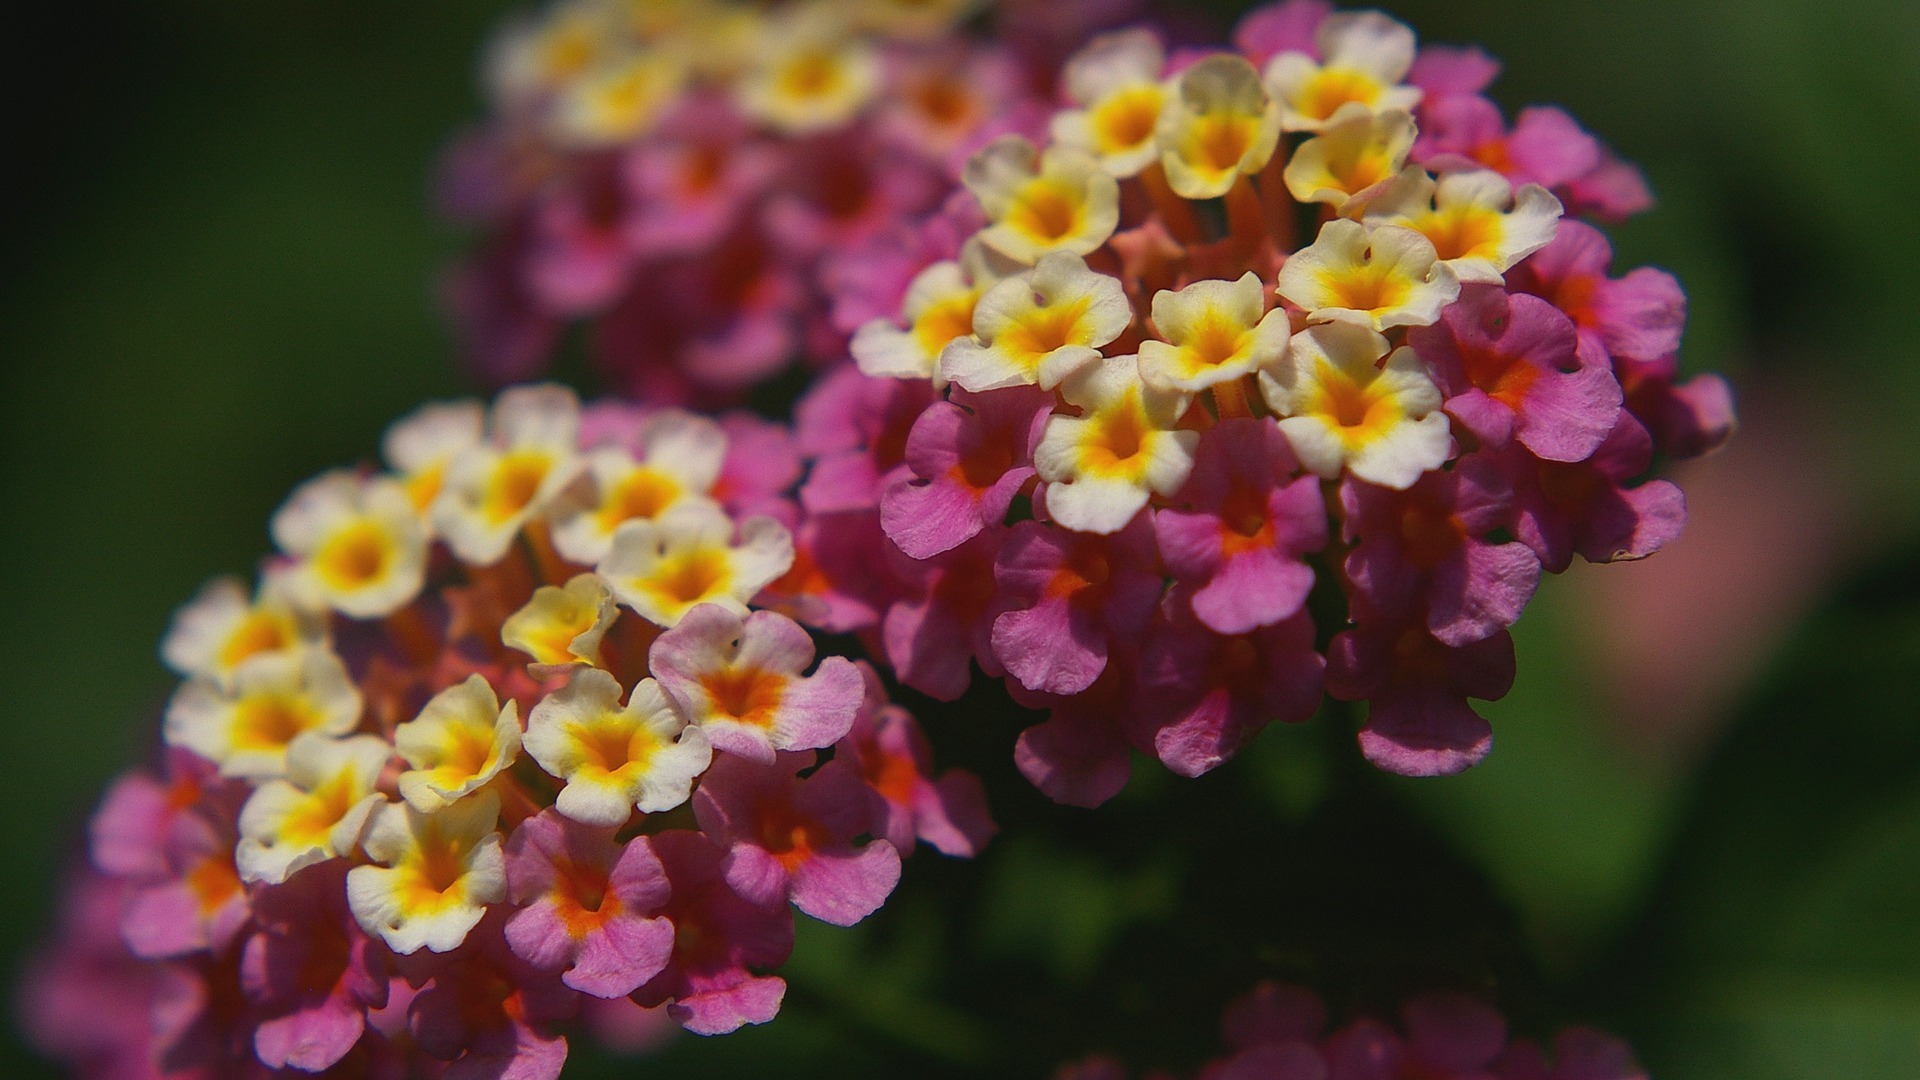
[
  {"left": 315, "top": 520, "right": 393, "bottom": 593},
  {"left": 1078, "top": 395, "right": 1154, "bottom": 479},
  {"left": 597, "top": 467, "right": 682, "bottom": 532},
  {"left": 1091, "top": 85, "right": 1164, "bottom": 153},
  {"left": 1005, "top": 179, "right": 1086, "bottom": 246},
  {"left": 280, "top": 770, "right": 361, "bottom": 848},
  {"left": 484, "top": 450, "right": 553, "bottom": 526},
  {"left": 776, "top": 50, "right": 844, "bottom": 102},
  {"left": 538, "top": 22, "right": 602, "bottom": 84},
  {"left": 1307, "top": 360, "right": 1406, "bottom": 449},
  {"left": 1330, "top": 152, "right": 1391, "bottom": 194},
  {"left": 1296, "top": 68, "right": 1382, "bottom": 122},
  {"left": 188, "top": 856, "right": 243, "bottom": 914},
  {"left": 436, "top": 723, "right": 498, "bottom": 780},
  {"left": 567, "top": 716, "right": 655, "bottom": 780},
  {"left": 527, "top": 607, "right": 596, "bottom": 664},
  {"left": 912, "top": 290, "right": 980, "bottom": 356},
  {"left": 1000, "top": 296, "right": 1095, "bottom": 369},
  {"left": 1184, "top": 114, "right": 1257, "bottom": 174},
  {"left": 394, "top": 837, "right": 470, "bottom": 916},
  {"left": 219, "top": 611, "right": 294, "bottom": 671},
  {"left": 699, "top": 666, "right": 787, "bottom": 729},
  {"left": 404, "top": 462, "right": 448, "bottom": 512},
  {"left": 1412, "top": 206, "right": 1504, "bottom": 263},
  {"left": 1319, "top": 263, "right": 1412, "bottom": 315},
  {"left": 1180, "top": 314, "right": 1250, "bottom": 373},
  {"left": 231, "top": 694, "right": 320, "bottom": 753},
  {"left": 641, "top": 548, "right": 733, "bottom": 612}
]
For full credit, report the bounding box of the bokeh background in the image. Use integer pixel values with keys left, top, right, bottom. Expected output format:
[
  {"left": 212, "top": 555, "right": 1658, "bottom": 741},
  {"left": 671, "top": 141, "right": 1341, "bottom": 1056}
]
[{"left": 4, "top": 1, "right": 1918, "bottom": 1076}]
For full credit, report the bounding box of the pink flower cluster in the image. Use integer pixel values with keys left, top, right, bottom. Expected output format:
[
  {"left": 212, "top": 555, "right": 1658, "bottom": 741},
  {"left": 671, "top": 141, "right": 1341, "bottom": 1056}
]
[
  {"left": 442, "top": 0, "right": 1137, "bottom": 401},
  {"left": 22, "top": 386, "right": 992, "bottom": 1078},
  {"left": 1058, "top": 981, "right": 1648, "bottom": 1080},
  {"left": 801, "top": 0, "right": 1734, "bottom": 801}
]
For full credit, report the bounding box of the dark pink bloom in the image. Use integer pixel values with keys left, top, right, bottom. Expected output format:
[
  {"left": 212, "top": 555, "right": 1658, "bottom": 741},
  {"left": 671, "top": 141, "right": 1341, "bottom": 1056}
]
[
  {"left": 882, "top": 526, "right": 1008, "bottom": 700},
  {"left": 503, "top": 811, "right": 674, "bottom": 999},
  {"left": 1341, "top": 461, "right": 1541, "bottom": 647},
  {"left": 242, "top": 861, "right": 391, "bottom": 1072},
  {"left": 443, "top": 230, "right": 563, "bottom": 387},
  {"left": 883, "top": 386, "right": 1050, "bottom": 559},
  {"left": 1415, "top": 97, "right": 1600, "bottom": 192},
  {"left": 650, "top": 604, "right": 866, "bottom": 762},
  {"left": 1232, "top": 0, "right": 1331, "bottom": 66},
  {"left": 17, "top": 872, "right": 166, "bottom": 1079},
  {"left": 765, "top": 132, "right": 945, "bottom": 261},
  {"left": 1408, "top": 45, "right": 1500, "bottom": 100},
  {"left": 119, "top": 807, "right": 250, "bottom": 960},
  {"left": 693, "top": 751, "right": 902, "bottom": 926},
  {"left": 1560, "top": 151, "right": 1655, "bottom": 221},
  {"left": 1411, "top": 286, "right": 1622, "bottom": 462},
  {"left": 759, "top": 511, "right": 896, "bottom": 633},
  {"left": 149, "top": 955, "right": 263, "bottom": 1077},
  {"left": 625, "top": 97, "right": 778, "bottom": 258},
  {"left": 522, "top": 155, "right": 635, "bottom": 316},
  {"left": 90, "top": 751, "right": 244, "bottom": 882},
  {"left": 1136, "top": 594, "right": 1324, "bottom": 777},
  {"left": 990, "top": 513, "right": 1164, "bottom": 695},
  {"left": 630, "top": 830, "right": 793, "bottom": 1035},
  {"left": 1618, "top": 353, "right": 1737, "bottom": 460},
  {"left": 1222, "top": 981, "right": 1327, "bottom": 1050},
  {"left": 1496, "top": 1028, "right": 1649, "bottom": 1080},
  {"left": 1505, "top": 219, "right": 1686, "bottom": 367},
  {"left": 838, "top": 670, "right": 997, "bottom": 857},
  {"left": 1322, "top": 995, "right": 1510, "bottom": 1080},
  {"left": 1206, "top": 1043, "right": 1329, "bottom": 1080},
  {"left": 405, "top": 913, "right": 575, "bottom": 1080},
  {"left": 715, "top": 410, "right": 803, "bottom": 526},
  {"left": 1499, "top": 413, "right": 1687, "bottom": 574},
  {"left": 1008, "top": 658, "right": 1138, "bottom": 808},
  {"left": 796, "top": 366, "right": 938, "bottom": 514},
  {"left": 822, "top": 190, "right": 984, "bottom": 336},
  {"left": 1155, "top": 418, "right": 1325, "bottom": 634},
  {"left": 1326, "top": 607, "right": 1516, "bottom": 776},
  {"left": 876, "top": 43, "right": 1028, "bottom": 171}
]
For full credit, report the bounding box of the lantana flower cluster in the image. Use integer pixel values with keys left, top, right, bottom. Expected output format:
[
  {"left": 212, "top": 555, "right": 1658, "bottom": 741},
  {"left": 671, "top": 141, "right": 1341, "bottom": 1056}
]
[
  {"left": 1057, "top": 981, "right": 1649, "bottom": 1080},
  {"left": 25, "top": 385, "right": 991, "bottom": 1078},
  {"left": 807, "top": 0, "right": 1734, "bottom": 801},
  {"left": 444, "top": 0, "right": 1136, "bottom": 400}
]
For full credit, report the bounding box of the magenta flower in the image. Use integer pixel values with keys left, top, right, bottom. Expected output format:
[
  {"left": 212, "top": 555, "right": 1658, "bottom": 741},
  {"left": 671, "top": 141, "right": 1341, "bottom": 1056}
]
[
  {"left": 1411, "top": 285, "right": 1622, "bottom": 462},
  {"left": 649, "top": 604, "right": 866, "bottom": 763},
  {"left": 1232, "top": 0, "right": 1333, "bottom": 67},
  {"left": 796, "top": 366, "right": 938, "bottom": 514},
  {"left": 1326, "top": 607, "right": 1516, "bottom": 776},
  {"left": 990, "top": 513, "right": 1163, "bottom": 696},
  {"left": 882, "top": 526, "right": 1008, "bottom": 700},
  {"left": 882, "top": 385, "right": 1050, "bottom": 559},
  {"left": 758, "top": 511, "right": 896, "bottom": 634},
  {"left": 242, "top": 861, "right": 391, "bottom": 1072},
  {"left": 1154, "top": 418, "right": 1327, "bottom": 635},
  {"left": 1341, "top": 459, "right": 1541, "bottom": 647},
  {"left": 631, "top": 830, "right": 794, "bottom": 1036},
  {"left": 522, "top": 155, "right": 636, "bottom": 316},
  {"left": 692, "top": 751, "right": 902, "bottom": 926},
  {"left": 625, "top": 98, "right": 779, "bottom": 258},
  {"left": 1009, "top": 659, "right": 1139, "bottom": 808},
  {"left": 1504, "top": 219, "right": 1686, "bottom": 369},
  {"left": 1498, "top": 413, "right": 1687, "bottom": 574},
  {"left": 405, "top": 912, "right": 576, "bottom": 1080},
  {"left": 503, "top": 811, "right": 674, "bottom": 999},
  {"left": 118, "top": 806, "right": 250, "bottom": 961},
  {"left": 1137, "top": 593, "right": 1325, "bottom": 777},
  {"left": 838, "top": 673, "right": 997, "bottom": 858}
]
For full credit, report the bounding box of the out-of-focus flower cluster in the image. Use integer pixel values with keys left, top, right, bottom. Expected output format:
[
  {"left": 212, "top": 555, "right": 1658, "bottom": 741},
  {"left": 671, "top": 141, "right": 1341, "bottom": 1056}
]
[
  {"left": 805, "top": 0, "right": 1735, "bottom": 803},
  {"left": 22, "top": 385, "right": 992, "bottom": 1078},
  {"left": 443, "top": 0, "right": 1139, "bottom": 400},
  {"left": 1058, "top": 981, "right": 1648, "bottom": 1080}
]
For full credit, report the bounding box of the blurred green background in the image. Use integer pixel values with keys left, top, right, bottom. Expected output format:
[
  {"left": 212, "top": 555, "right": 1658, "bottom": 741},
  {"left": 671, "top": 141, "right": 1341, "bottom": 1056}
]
[{"left": 3, "top": 1, "right": 1917, "bottom": 1076}]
